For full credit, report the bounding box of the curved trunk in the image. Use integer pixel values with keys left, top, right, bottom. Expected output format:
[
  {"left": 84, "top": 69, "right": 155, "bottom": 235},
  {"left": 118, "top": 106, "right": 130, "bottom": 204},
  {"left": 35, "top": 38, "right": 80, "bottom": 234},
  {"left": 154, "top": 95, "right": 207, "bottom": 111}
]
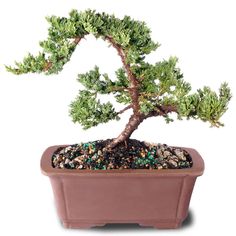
[{"left": 106, "top": 114, "right": 144, "bottom": 150}]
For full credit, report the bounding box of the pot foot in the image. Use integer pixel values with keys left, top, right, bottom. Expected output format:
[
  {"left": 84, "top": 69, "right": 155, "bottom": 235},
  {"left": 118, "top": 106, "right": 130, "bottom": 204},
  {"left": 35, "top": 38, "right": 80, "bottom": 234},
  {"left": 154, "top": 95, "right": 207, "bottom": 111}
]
[
  {"left": 139, "top": 220, "right": 182, "bottom": 229},
  {"left": 62, "top": 221, "right": 105, "bottom": 229}
]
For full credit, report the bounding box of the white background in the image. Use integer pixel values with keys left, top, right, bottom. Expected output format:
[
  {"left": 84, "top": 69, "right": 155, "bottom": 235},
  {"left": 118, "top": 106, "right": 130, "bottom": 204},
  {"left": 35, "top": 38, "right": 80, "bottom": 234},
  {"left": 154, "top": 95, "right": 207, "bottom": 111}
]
[{"left": 0, "top": 0, "right": 236, "bottom": 235}]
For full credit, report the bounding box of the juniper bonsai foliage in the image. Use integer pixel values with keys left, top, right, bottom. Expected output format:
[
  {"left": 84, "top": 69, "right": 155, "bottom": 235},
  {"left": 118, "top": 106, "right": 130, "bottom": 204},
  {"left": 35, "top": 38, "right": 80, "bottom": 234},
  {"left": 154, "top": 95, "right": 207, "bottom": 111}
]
[{"left": 7, "top": 9, "right": 231, "bottom": 149}]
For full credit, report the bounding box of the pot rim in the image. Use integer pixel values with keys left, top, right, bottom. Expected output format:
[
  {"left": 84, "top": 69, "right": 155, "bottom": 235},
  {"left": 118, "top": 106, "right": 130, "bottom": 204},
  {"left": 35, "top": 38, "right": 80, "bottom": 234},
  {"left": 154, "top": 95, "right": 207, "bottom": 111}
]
[{"left": 41, "top": 145, "right": 204, "bottom": 177}]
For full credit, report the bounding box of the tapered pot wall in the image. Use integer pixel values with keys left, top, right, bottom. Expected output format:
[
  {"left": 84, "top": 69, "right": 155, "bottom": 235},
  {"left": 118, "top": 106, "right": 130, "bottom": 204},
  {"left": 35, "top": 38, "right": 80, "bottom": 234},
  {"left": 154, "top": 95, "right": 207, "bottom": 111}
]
[{"left": 41, "top": 146, "right": 204, "bottom": 229}]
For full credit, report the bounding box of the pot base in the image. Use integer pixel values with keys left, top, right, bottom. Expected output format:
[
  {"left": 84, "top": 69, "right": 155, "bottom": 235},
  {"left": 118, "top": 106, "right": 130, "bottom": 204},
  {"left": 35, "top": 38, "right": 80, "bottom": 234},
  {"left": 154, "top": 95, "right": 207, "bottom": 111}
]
[{"left": 62, "top": 219, "right": 182, "bottom": 229}]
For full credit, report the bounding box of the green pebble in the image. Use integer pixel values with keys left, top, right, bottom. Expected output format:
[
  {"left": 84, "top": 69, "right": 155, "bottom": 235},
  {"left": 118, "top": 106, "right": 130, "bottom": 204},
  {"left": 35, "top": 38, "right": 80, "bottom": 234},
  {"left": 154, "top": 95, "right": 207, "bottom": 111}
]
[{"left": 69, "top": 163, "right": 75, "bottom": 168}]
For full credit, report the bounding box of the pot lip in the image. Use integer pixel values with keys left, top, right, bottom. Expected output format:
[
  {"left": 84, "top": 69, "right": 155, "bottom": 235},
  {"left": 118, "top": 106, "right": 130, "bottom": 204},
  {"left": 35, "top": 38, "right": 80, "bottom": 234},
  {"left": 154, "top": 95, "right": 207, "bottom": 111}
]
[{"left": 41, "top": 144, "right": 204, "bottom": 177}]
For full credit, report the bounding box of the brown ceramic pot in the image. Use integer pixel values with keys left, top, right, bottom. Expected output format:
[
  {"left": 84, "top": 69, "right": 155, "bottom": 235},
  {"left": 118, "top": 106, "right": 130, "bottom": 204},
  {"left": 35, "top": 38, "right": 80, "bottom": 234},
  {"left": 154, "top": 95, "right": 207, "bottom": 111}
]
[{"left": 41, "top": 145, "right": 204, "bottom": 229}]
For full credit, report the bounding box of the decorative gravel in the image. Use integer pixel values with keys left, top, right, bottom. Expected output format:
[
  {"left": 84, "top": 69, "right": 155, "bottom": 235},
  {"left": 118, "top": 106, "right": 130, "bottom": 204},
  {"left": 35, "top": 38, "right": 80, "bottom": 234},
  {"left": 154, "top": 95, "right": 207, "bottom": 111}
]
[{"left": 52, "top": 139, "right": 193, "bottom": 170}]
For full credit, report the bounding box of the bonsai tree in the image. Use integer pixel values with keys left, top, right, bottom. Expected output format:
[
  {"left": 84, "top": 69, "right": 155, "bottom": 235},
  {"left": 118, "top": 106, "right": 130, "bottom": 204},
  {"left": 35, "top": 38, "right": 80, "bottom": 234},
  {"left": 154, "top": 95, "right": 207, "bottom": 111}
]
[{"left": 7, "top": 9, "right": 231, "bottom": 150}]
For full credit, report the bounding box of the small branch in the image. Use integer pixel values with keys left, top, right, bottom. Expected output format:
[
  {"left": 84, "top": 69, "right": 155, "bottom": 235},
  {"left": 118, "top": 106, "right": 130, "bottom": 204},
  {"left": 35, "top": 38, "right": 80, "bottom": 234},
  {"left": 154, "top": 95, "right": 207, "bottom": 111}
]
[
  {"left": 108, "top": 86, "right": 130, "bottom": 93},
  {"left": 73, "top": 37, "right": 82, "bottom": 45},
  {"left": 140, "top": 89, "right": 164, "bottom": 99},
  {"left": 144, "top": 105, "right": 178, "bottom": 119},
  {"left": 43, "top": 61, "right": 52, "bottom": 72},
  {"left": 159, "top": 105, "right": 178, "bottom": 114},
  {"left": 140, "top": 92, "right": 159, "bottom": 98},
  {"left": 117, "top": 105, "right": 133, "bottom": 115},
  {"left": 43, "top": 37, "right": 83, "bottom": 72}
]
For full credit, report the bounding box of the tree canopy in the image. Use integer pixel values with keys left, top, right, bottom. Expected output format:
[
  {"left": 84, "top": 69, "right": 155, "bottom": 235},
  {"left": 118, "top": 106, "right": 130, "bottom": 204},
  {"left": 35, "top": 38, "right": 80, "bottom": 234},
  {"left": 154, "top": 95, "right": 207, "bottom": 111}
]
[{"left": 6, "top": 9, "right": 231, "bottom": 144}]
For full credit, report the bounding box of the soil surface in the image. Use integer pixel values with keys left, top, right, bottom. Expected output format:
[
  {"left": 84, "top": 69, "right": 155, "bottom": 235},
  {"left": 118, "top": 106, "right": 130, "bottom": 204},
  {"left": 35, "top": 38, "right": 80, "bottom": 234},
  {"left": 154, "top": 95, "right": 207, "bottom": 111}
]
[{"left": 52, "top": 139, "right": 192, "bottom": 170}]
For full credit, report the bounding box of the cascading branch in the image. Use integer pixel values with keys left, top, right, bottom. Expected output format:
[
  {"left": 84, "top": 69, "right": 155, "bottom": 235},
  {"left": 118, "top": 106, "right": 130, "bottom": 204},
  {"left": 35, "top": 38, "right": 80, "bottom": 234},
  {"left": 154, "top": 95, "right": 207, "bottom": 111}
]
[{"left": 6, "top": 9, "right": 231, "bottom": 149}]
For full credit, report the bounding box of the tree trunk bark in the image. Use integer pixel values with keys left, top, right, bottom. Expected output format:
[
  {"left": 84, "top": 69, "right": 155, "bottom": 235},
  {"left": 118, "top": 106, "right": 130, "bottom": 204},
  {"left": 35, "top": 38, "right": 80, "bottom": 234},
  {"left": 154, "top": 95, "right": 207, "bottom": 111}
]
[{"left": 106, "top": 114, "right": 144, "bottom": 150}]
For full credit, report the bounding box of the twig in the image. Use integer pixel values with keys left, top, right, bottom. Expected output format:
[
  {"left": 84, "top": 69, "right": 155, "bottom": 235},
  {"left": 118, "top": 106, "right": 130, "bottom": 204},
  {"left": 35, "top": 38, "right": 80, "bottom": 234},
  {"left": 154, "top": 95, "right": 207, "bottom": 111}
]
[{"left": 117, "top": 105, "right": 133, "bottom": 115}]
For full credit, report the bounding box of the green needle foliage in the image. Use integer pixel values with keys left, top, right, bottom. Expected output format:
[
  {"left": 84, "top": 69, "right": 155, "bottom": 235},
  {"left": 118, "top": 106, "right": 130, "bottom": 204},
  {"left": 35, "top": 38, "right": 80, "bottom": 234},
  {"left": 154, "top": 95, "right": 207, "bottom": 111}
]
[
  {"left": 6, "top": 9, "right": 231, "bottom": 134},
  {"left": 70, "top": 90, "right": 119, "bottom": 129}
]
